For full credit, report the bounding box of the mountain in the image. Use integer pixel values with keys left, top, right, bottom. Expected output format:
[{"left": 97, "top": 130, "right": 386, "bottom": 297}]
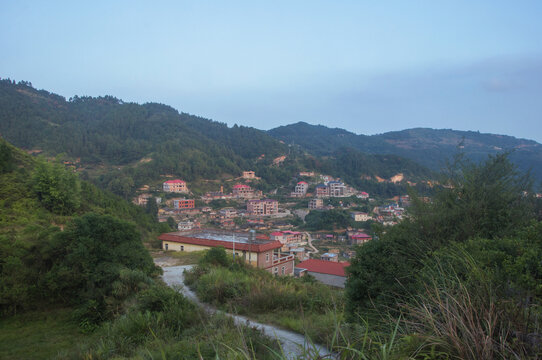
[
  {"left": 269, "top": 122, "right": 542, "bottom": 182},
  {"left": 0, "top": 80, "right": 434, "bottom": 197}
]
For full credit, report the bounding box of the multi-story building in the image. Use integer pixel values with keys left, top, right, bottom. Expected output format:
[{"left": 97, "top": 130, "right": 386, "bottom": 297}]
[
  {"left": 246, "top": 199, "right": 279, "bottom": 216},
  {"left": 159, "top": 229, "right": 295, "bottom": 275},
  {"left": 328, "top": 181, "right": 346, "bottom": 197},
  {"left": 315, "top": 184, "right": 329, "bottom": 197},
  {"left": 350, "top": 232, "right": 372, "bottom": 245},
  {"left": 270, "top": 231, "right": 304, "bottom": 244},
  {"left": 351, "top": 212, "right": 371, "bottom": 222},
  {"left": 163, "top": 179, "right": 188, "bottom": 193},
  {"left": 308, "top": 198, "right": 324, "bottom": 209},
  {"left": 219, "top": 207, "right": 237, "bottom": 219},
  {"left": 232, "top": 184, "right": 254, "bottom": 199},
  {"left": 173, "top": 199, "right": 195, "bottom": 210},
  {"left": 291, "top": 181, "right": 308, "bottom": 197}
]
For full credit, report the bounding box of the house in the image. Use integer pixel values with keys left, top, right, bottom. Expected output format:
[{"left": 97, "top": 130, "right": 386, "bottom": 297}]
[
  {"left": 178, "top": 220, "right": 196, "bottom": 231},
  {"left": 351, "top": 212, "right": 371, "bottom": 222},
  {"left": 270, "top": 230, "right": 304, "bottom": 245},
  {"left": 291, "top": 181, "right": 308, "bottom": 197},
  {"left": 328, "top": 181, "right": 346, "bottom": 197},
  {"left": 350, "top": 232, "right": 372, "bottom": 245},
  {"left": 298, "top": 171, "right": 315, "bottom": 177},
  {"left": 133, "top": 193, "right": 152, "bottom": 206},
  {"left": 315, "top": 184, "right": 329, "bottom": 197},
  {"left": 163, "top": 179, "right": 188, "bottom": 193},
  {"left": 232, "top": 184, "right": 255, "bottom": 199},
  {"left": 296, "top": 259, "right": 350, "bottom": 287},
  {"left": 357, "top": 191, "right": 369, "bottom": 199},
  {"left": 242, "top": 171, "right": 257, "bottom": 179},
  {"left": 308, "top": 198, "right": 324, "bottom": 209},
  {"left": 173, "top": 199, "right": 195, "bottom": 210},
  {"left": 320, "top": 252, "right": 339, "bottom": 262},
  {"left": 247, "top": 199, "right": 279, "bottom": 216},
  {"left": 159, "top": 229, "right": 295, "bottom": 275},
  {"left": 219, "top": 207, "right": 237, "bottom": 219}
]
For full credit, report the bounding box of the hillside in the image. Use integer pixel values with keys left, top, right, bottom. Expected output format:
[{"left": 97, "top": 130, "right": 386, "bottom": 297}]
[
  {"left": 0, "top": 139, "right": 165, "bottom": 315},
  {"left": 0, "top": 80, "right": 434, "bottom": 197},
  {"left": 269, "top": 122, "right": 542, "bottom": 182}
]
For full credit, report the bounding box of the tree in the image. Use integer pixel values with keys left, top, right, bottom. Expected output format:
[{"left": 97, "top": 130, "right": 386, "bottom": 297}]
[
  {"left": 345, "top": 153, "right": 535, "bottom": 317},
  {"left": 32, "top": 160, "right": 81, "bottom": 215},
  {"left": 44, "top": 213, "right": 156, "bottom": 306}
]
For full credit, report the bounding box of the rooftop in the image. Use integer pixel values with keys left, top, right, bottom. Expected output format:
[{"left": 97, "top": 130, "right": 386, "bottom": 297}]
[
  {"left": 164, "top": 179, "right": 185, "bottom": 184},
  {"left": 159, "top": 229, "right": 281, "bottom": 252},
  {"left": 297, "top": 259, "right": 350, "bottom": 277}
]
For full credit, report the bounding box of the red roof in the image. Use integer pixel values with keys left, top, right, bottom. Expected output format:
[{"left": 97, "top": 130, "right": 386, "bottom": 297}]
[
  {"left": 270, "top": 231, "right": 284, "bottom": 236},
  {"left": 351, "top": 232, "right": 371, "bottom": 239},
  {"left": 158, "top": 232, "right": 282, "bottom": 253},
  {"left": 164, "top": 179, "right": 185, "bottom": 184},
  {"left": 297, "top": 181, "right": 308, "bottom": 185},
  {"left": 360, "top": 192, "right": 369, "bottom": 195},
  {"left": 233, "top": 184, "right": 251, "bottom": 189},
  {"left": 297, "top": 259, "right": 350, "bottom": 277}
]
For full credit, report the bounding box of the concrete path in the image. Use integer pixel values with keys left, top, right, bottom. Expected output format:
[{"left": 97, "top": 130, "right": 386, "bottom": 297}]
[{"left": 161, "top": 265, "right": 334, "bottom": 359}]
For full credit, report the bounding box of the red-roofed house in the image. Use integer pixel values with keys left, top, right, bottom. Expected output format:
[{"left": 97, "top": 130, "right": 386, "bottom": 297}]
[
  {"left": 291, "top": 181, "right": 309, "bottom": 197},
  {"left": 350, "top": 232, "right": 372, "bottom": 245},
  {"left": 163, "top": 179, "right": 188, "bottom": 193},
  {"left": 159, "top": 230, "right": 294, "bottom": 275},
  {"left": 232, "top": 184, "right": 254, "bottom": 199},
  {"left": 296, "top": 259, "right": 350, "bottom": 287}
]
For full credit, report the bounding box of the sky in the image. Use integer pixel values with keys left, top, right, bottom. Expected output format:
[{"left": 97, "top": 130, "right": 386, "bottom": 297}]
[{"left": 1, "top": 1, "right": 542, "bottom": 141}]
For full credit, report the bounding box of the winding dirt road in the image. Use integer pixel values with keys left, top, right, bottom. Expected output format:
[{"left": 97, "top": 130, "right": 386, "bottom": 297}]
[{"left": 161, "top": 265, "right": 333, "bottom": 359}]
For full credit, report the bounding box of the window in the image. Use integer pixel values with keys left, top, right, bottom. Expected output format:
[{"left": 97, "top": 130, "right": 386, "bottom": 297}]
[
  {"left": 281, "top": 266, "right": 285, "bottom": 275},
  {"left": 181, "top": 245, "right": 184, "bottom": 251},
  {"left": 164, "top": 243, "right": 168, "bottom": 251},
  {"left": 274, "top": 267, "right": 278, "bottom": 275},
  {"left": 266, "top": 253, "right": 269, "bottom": 262}
]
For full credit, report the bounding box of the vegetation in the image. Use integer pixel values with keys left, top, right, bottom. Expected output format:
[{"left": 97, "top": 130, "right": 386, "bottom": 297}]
[
  {"left": 185, "top": 248, "right": 344, "bottom": 345},
  {"left": 0, "top": 79, "right": 435, "bottom": 199},
  {"left": 345, "top": 153, "right": 541, "bottom": 358},
  {"left": 0, "top": 140, "right": 283, "bottom": 359},
  {"left": 270, "top": 121, "right": 542, "bottom": 183}
]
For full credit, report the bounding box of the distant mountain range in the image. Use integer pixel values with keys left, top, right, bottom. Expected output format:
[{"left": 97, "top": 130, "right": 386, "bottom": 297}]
[
  {"left": 1, "top": 79, "right": 540, "bottom": 198},
  {"left": 269, "top": 122, "right": 542, "bottom": 182},
  {"left": 0, "top": 80, "right": 434, "bottom": 198}
]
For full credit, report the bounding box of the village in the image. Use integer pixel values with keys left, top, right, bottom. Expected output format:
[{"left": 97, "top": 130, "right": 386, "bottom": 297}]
[{"left": 132, "top": 169, "right": 414, "bottom": 288}]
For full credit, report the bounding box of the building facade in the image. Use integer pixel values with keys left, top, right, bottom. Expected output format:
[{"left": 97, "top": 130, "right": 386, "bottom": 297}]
[
  {"left": 246, "top": 199, "right": 279, "bottom": 216},
  {"left": 163, "top": 179, "right": 188, "bottom": 193},
  {"left": 159, "top": 230, "right": 294, "bottom": 275},
  {"left": 173, "top": 199, "right": 195, "bottom": 210}
]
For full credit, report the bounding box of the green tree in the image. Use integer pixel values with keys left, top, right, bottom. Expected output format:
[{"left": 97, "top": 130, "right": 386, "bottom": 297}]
[
  {"left": 32, "top": 160, "right": 81, "bottom": 215},
  {"left": 345, "top": 153, "right": 535, "bottom": 317},
  {"left": 44, "top": 213, "right": 156, "bottom": 306}
]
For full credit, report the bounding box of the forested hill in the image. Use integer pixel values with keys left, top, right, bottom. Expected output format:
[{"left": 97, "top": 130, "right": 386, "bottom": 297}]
[
  {"left": 0, "top": 79, "right": 287, "bottom": 176},
  {"left": 0, "top": 138, "right": 164, "bottom": 315},
  {"left": 0, "top": 79, "right": 436, "bottom": 198},
  {"left": 269, "top": 122, "right": 542, "bottom": 182}
]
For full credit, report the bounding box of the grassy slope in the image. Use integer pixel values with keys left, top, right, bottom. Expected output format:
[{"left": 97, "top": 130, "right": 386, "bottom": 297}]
[{"left": 0, "top": 308, "right": 88, "bottom": 360}]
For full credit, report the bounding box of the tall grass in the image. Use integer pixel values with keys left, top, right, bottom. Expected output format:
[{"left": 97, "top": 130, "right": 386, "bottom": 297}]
[{"left": 402, "top": 250, "right": 523, "bottom": 360}]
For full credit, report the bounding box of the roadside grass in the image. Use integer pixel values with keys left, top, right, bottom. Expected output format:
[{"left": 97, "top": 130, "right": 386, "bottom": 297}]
[
  {"left": 0, "top": 308, "right": 88, "bottom": 360},
  {"left": 184, "top": 259, "right": 345, "bottom": 348},
  {"left": 167, "top": 250, "right": 206, "bottom": 265}
]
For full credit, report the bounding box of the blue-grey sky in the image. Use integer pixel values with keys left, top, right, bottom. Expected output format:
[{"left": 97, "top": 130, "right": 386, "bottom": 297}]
[{"left": 2, "top": 1, "right": 542, "bottom": 141}]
